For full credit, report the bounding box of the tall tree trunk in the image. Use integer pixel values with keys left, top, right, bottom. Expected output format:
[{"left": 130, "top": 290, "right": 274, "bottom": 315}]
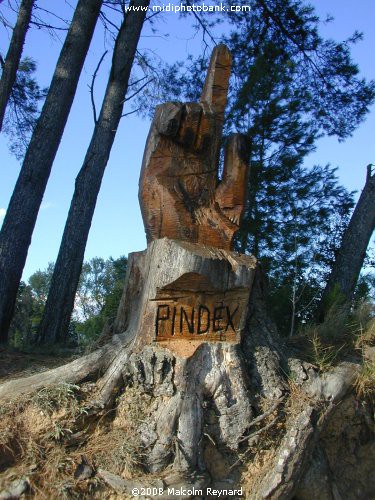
[
  {"left": 0, "top": 0, "right": 35, "bottom": 132},
  {"left": 0, "top": 0, "right": 103, "bottom": 343},
  {"left": 319, "top": 164, "right": 375, "bottom": 319},
  {"left": 38, "top": 0, "right": 150, "bottom": 344}
]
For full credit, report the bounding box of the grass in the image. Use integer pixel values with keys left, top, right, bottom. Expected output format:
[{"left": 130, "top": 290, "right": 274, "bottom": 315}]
[
  {"left": 292, "top": 301, "right": 375, "bottom": 373},
  {"left": 354, "top": 361, "right": 375, "bottom": 401},
  {"left": 47, "top": 422, "right": 73, "bottom": 442},
  {"left": 353, "top": 314, "right": 375, "bottom": 402},
  {"left": 31, "top": 383, "right": 81, "bottom": 416}
]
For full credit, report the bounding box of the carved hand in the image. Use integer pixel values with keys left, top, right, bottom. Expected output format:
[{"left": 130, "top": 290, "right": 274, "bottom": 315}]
[{"left": 139, "top": 44, "right": 248, "bottom": 250}]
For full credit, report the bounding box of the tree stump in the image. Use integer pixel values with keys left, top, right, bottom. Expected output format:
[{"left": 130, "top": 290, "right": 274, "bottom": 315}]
[
  {"left": 112, "top": 238, "right": 257, "bottom": 472},
  {"left": 0, "top": 44, "right": 298, "bottom": 488},
  {"left": 111, "top": 45, "right": 260, "bottom": 472}
]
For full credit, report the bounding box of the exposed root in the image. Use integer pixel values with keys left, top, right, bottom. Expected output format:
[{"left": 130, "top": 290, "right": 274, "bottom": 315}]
[{"left": 0, "top": 333, "right": 131, "bottom": 403}]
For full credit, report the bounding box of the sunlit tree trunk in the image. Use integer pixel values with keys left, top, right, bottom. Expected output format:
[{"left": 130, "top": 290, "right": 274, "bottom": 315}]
[
  {"left": 319, "top": 164, "right": 375, "bottom": 319},
  {"left": 0, "top": 0, "right": 103, "bottom": 343}
]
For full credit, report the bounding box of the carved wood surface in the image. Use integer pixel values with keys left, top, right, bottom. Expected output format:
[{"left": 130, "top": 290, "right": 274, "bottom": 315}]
[
  {"left": 154, "top": 283, "right": 247, "bottom": 343},
  {"left": 113, "top": 238, "right": 256, "bottom": 354},
  {"left": 139, "top": 44, "right": 249, "bottom": 251}
]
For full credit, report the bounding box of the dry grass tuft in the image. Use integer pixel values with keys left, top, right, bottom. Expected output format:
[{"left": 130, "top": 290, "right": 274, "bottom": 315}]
[
  {"left": 0, "top": 384, "right": 154, "bottom": 498},
  {"left": 309, "top": 332, "right": 344, "bottom": 371},
  {"left": 31, "top": 383, "right": 81, "bottom": 417},
  {"left": 354, "top": 361, "right": 375, "bottom": 402},
  {"left": 285, "top": 379, "right": 315, "bottom": 417},
  {"left": 354, "top": 314, "right": 375, "bottom": 353},
  {"left": 240, "top": 445, "right": 278, "bottom": 496},
  {"left": 293, "top": 301, "right": 375, "bottom": 373},
  {"left": 353, "top": 311, "right": 375, "bottom": 403}
]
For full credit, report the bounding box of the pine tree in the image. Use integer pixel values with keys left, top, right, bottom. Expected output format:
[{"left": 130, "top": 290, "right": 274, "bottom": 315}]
[
  {"left": 2, "top": 57, "right": 46, "bottom": 159},
  {"left": 38, "top": 0, "right": 150, "bottom": 343},
  {"left": 0, "top": 0, "right": 103, "bottom": 343},
  {"left": 319, "top": 165, "right": 375, "bottom": 319},
  {"left": 0, "top": 0, "right": 35, "bottom": 131}
]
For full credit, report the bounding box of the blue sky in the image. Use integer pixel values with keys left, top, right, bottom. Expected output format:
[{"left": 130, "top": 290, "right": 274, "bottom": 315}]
[{"left": 0, "top": 0, "right": 374, "bottom": 280}]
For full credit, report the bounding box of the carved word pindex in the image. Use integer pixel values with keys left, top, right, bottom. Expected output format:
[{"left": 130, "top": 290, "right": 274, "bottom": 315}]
[{"left": 127, "top": 44, "right": 256, "bottom": 354}]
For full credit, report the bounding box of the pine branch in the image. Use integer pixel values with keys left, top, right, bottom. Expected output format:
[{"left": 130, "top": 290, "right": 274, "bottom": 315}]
[{"left": 89, "top": 50, "right": 108, "bottom": 124}]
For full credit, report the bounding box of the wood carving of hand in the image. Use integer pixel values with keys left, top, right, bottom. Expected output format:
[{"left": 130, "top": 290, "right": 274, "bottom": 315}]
[{"left": 139, "top": 44, "right": 248, "bottom": 251}]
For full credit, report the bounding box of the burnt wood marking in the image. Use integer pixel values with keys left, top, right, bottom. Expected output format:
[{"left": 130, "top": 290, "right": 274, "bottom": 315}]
[
  {"left": 152, "top": 271, "right": 250, "bottom": 344},
  {"left": 155, "top": 302, "right": 240, "bottom": 340},
  {"left": 198, "top": 305, "right": 210, "bottom": 335}
]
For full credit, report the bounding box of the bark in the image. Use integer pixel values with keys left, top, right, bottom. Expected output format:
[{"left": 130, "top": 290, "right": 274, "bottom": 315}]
[
  {"left": 0, "top": 0, "right": 35, "bottom": 131},
  {"left": 0, "top": 0, "right": 103, "bottom": 343},
  {"left": 38, "top": 0, "right": 150, "bottom": 344},
  {"left": 319, "top": 165, "right": 375, "bottom": 319},
  {"left": 254, "top": 361, "right": 361, "bottom": 499},
  {"left": 0, "top": 477, "right": 29, "bottom": 500},
  {"left": 127, "top": 342, "right": 254, "bottom": 473}
]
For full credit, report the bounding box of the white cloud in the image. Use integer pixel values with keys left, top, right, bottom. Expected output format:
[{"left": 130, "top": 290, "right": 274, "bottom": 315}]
[{"left": 0, "top": 208, "right": 6, "bottom": 219}]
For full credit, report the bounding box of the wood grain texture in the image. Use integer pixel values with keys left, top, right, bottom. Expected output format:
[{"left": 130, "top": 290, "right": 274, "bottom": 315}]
[
  {"left": 139, "top": 44, "right": 249, "bottom": 251},
  {"left": 112, "top": 238, "right": 256, "bottom": 354}
]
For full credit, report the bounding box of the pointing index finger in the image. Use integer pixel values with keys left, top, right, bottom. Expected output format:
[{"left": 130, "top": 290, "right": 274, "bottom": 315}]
[{"left": 200, "top": 44, "right": 232, "bottom": 120}]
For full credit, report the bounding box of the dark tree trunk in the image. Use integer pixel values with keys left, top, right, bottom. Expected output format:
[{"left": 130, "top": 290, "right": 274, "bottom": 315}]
[
  {"left": 319, "top": 164, "right": 375, "bottom": 318},
  {"left": 0, "top": 0, "right": 35, "bottom": 132},
  {"left": 38, "top": 0, "right": 150, "bottom": 344},
  {"left": 0, "top": 0, "right": 103, "bottom": 343}
]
